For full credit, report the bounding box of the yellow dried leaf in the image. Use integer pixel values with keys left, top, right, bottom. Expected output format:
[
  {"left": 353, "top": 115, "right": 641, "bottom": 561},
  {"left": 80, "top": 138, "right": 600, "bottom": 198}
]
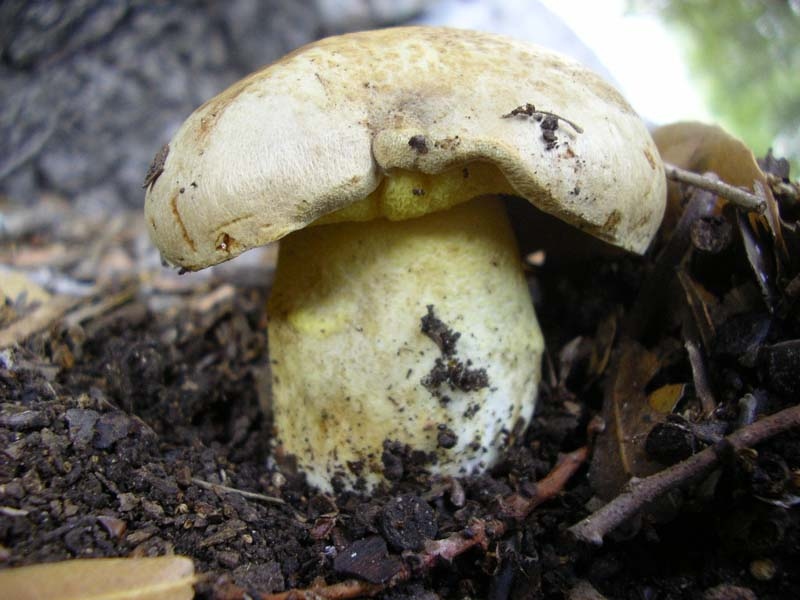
[
  {"left": 648, "top": 383, "right": 687, "bottom": 414},
  {"left": 0, "top": 267, "right": 52, "bottom": 305},
  {"left": 0, "top": 555, "right": 196, "bottom": 600}
]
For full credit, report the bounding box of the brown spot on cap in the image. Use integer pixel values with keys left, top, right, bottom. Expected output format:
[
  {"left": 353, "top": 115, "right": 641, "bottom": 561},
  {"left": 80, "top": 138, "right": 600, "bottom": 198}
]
[
  {"left": 170, "top": 191, "right": 197, "bottom": 253},
  {"left": 143, "top": 143, "right": 169, "bottom": 190},
  {"left": 603, "top": 209, "right": 622, "bottom": 233},
  {"left": 408, "top": 135, "right": 429, "bottom": 154},
  {"left": 644, "top": 148, "right": 657, "bottom": 170}
]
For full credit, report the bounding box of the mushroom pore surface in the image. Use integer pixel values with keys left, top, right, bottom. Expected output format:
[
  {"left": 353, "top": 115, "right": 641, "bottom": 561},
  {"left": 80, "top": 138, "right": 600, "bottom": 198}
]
[{"left": 268, "top": 197, "right": 542, "bottom": 492}]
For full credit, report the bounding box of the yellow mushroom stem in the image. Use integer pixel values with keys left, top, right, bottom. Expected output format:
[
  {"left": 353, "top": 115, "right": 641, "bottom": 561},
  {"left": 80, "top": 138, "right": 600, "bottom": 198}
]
[{"left": 267, "top": 194, "right": 543, "bottom": 492}]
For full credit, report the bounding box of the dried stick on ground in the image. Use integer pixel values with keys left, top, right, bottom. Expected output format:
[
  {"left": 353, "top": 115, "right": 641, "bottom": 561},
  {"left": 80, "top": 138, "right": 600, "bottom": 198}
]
[
  {"left": 663, "top": 163, "right": 765, "bottom": 212},
  {"left": 569, "top": 403, "right": 800, "bottom": 546},
  {"left": 215, "top": 443, "right": 592, "bottom": 600},
  {"left": 0, "top": 295, "right": 85, "bottom": 349}
]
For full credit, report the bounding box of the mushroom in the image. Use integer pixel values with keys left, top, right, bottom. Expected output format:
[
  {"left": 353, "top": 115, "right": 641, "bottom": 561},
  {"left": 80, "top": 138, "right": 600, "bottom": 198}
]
[{"left": 144, "top": 27, "right": 666, "bottom": 492}]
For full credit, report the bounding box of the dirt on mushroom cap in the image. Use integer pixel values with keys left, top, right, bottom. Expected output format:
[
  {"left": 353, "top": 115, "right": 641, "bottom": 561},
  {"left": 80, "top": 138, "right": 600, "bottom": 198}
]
[{"left": 144, "top": 26, "right": 666, "bottom": 271}]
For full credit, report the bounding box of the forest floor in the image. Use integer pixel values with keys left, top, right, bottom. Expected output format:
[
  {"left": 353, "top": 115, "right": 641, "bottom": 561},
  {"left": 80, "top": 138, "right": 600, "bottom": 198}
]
[{"left": 1, "top": 151, "right": 799, "bottom": 600}]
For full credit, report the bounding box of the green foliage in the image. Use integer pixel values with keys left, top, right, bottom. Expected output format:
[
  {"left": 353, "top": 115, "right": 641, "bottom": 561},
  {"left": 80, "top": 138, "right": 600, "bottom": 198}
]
[{"left": 631, "top": 0, "right": 800, "bottom": 175}]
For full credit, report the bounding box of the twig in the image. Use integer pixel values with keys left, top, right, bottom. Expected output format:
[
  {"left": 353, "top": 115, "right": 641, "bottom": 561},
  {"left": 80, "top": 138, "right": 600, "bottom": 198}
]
[
  {"left": 217, "top": 441, "right": 593, "bottom": 600},
  {"left": 568, "top": 403, "right": 800, "bottom": 546},
  {"left": 62, "top": 284, "right": 137, "bottom": 329},
  {"left": 502, "top": 103, "right": 583, "bottom": 134},
  {"left": 684, "top": 339, "right": 716, "bottom": 415},
  {"left": 0, "top": 295, "right": 85, "bottom": 349},
  {"left": 191, "top": 478, "right": 300, "bottom": 512},
  {"left": 499, "top": 446, "right": 589, "bottom": 521},
  {"left": 663, "top": 163, "right": 765, "bottom": 212}
]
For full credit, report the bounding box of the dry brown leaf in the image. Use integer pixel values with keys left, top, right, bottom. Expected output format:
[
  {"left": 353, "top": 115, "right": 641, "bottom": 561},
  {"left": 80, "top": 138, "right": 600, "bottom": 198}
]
[
  {"left": 653, "top": 121, "right": 787, "bottom": 262},
  {"left": 0, "top": 555, "right": 196, "bottom": 600},
  {"left": 676, "top": 269, "right": 718, "bottom": 350},
  {"left": 735, "top": 209, "right": 779, "bottom": 311},
  {"left": 588, "top": 313, "right": 618, "bottom": 380},
  {"left": 647, "top": 383, "right": 687, "bottom": 414},
  {"left": 589, "top": 340, "right": 665, "bottom": 500}
]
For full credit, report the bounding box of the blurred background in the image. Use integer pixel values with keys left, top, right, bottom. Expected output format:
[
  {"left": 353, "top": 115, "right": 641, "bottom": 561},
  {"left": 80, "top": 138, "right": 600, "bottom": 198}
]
[{"left": 1, "top": 0, "right": 797, "bottom": 214}]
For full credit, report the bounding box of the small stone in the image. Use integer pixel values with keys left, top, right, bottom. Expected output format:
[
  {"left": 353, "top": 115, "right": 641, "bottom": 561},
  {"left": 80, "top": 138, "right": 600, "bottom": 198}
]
[
  {"left": 92, "top": 411, "right": 130, "bottom": 449},
  {"left": 117, "top": 492, "right": 138, "bottom": 512},
  {"left": 174, "top": 464, "right": 192, "bottom": 488},
  {"left": 1, "top": 481, "right": 25, "bottom": 500},
  {"left": 63, "top": 500, "right": 79, "bottom": 517},
  {"left": 0, "top": 410, "right": 49, "bottom": 431},
  {"left": 4, "top": 439, "right": 26, "bottom": 461},
  {"left": 217, "top": 550, "right": 240, "bottom": 569},
  {"left": 436, "top": 425, "right": 458, "bottom": 449},
  {"left": 141, "top": 499, "right": 165, "bottom": 519},
  {"left": 333, "top": 536, "right": 403, "bottom": 584},
  {"left": 232, "top": 561, "right": 284, "bottom": 595},
  {"left": 378, "top": 494, "right": 438, "bottom": 551},
  {"left": 21, "top": 469, "right": 43, "bottom": 494},
  {"left": 193, "top": 516, "right": 208, "bottom": 529},
  {"left": 65, "top": 408, "right": 99, "bottom": 447},
  {"left": 97, "top": 515, "right": 127, "bottom": 539},
  {"left": 704, "top": 584, "right": 757, "bottom": 600},
  {"left": 126, "top": 526, "right": 157, "bottom": 545},
  {"left": 750, "top": 558, "right": 777, "bottom": 581},
  {"left": 645, "top": 421, "right": 697, "bottom": 465}
]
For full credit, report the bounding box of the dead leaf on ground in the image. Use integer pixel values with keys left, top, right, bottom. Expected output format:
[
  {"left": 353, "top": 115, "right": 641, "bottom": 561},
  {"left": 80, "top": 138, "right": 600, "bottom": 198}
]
[
  {"left": 589, "top": 340, "right": 667, "bottom": 500},
  {"left": 0, "top": 555, "right": 196, "bottom": 600},
  {"left": 588, "top": 312, "right": 618, "bottom": 380},
  {"left": 677, "top": 268, "right": 718, "bottom": 351},
  {"left": 735, "top": 208, "right": 779, "bottom": 311},
  {"left": 653, "top": 121, "right": 787, "bottom": 264},
  {"left": 648, "top": 383, "right": 687, "bottom": 414}
]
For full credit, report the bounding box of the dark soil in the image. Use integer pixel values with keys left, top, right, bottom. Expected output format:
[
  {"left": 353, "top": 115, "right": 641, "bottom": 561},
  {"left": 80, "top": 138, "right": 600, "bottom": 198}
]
[{"left": 2, "top": 167, "right": 800, "bottom": 599}]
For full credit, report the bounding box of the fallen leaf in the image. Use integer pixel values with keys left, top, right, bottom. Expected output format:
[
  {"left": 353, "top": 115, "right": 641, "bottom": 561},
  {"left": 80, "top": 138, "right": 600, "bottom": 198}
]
[
  {"left": 653, "top": 121, "right": 787, "bottom": 264},
  {"left": 0, "top": 555, "right": 196, "bottom": 600},
  {"left": 589, "top": 340, "right": 666, "bottom": 500},
  {"left": 588, "top": 313, "right": 618, "bottom": 380},
  {"left": 676, "top": 269, "right": 718, "bottom": 350},
  {"left": 735, "top": 208, "right": 779, "bottom": 311},
  {"left": 648, "top": 383, "right": 687, "bottom": 414}
]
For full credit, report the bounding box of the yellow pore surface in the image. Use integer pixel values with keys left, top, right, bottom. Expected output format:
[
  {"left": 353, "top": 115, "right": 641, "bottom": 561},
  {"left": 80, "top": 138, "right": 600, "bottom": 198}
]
[{"left": 315, "top": 162, "right": 515, "bottom": 224}]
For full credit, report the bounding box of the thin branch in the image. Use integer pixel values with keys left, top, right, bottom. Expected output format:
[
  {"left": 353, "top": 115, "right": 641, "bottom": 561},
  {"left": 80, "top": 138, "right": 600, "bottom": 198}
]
[
  {"left": 499, "top": 442, "right": 594, "bottom": 520},
  {"left": 216, "top": 441, "right": 593, "bottom": 600},
  {"left": 0, "top": 295, "right": 85, "bottom": 349},
  {"left": 191, "top": 478, "right": 306, "bottom": 522},
  {"left": 684, "top": 339, "right": 716, "bottom": 415},
  {"left": 663, "top": 163, "right": 765, "bottom": 212},
  {"left": 568, "top": 403, "right": 800, "bottom": 546}
]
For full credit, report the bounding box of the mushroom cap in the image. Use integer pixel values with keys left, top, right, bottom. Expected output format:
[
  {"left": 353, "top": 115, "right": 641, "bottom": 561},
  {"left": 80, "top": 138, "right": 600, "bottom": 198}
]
[{"left": 145, "top": 26, "right": 666, "bottom": 270}]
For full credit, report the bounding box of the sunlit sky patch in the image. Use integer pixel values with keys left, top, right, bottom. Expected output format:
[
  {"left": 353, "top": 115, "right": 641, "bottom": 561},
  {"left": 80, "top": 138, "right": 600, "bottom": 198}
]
[{"left": 419, "top": 0, "right": 712, "bottom": 126}]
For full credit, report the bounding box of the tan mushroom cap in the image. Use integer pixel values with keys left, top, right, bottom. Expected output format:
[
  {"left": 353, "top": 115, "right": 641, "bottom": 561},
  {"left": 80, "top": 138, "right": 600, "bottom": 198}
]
[{"left": 145, "top": 26, "right": 666, "bottom": 270}]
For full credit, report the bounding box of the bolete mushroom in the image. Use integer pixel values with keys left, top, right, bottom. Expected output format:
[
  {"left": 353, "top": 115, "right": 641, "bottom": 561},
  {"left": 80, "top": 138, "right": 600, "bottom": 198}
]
[{"left": 144, "top": 27, "right": 666, "bottom": 492}]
